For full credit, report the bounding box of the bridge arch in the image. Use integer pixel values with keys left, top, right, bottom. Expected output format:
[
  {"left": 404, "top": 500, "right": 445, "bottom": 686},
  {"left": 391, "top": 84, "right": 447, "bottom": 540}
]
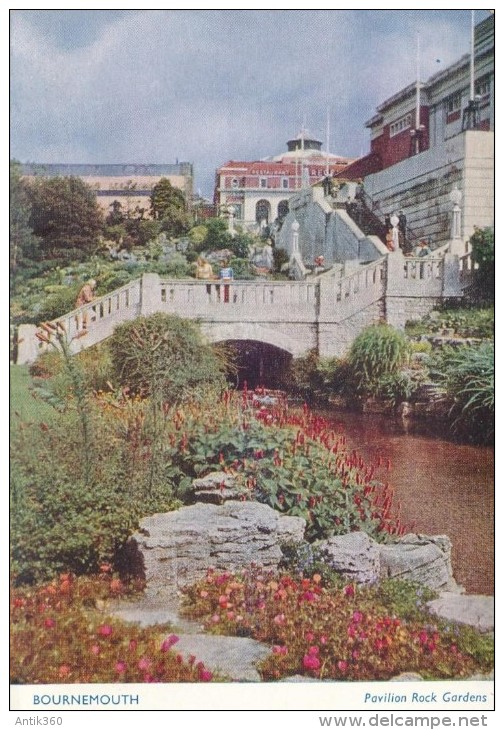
[{"left": 202, "top": 322, "right": 310, "bottom": 358}]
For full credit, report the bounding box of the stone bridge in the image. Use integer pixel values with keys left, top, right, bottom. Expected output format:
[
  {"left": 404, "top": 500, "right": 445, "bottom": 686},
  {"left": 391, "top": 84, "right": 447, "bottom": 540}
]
[{"left": 16, "top": 250, "right": 475, "bottom": 365}]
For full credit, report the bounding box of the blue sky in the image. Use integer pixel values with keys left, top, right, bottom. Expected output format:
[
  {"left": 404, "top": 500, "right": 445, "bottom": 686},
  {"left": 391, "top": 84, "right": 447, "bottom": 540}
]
[{"left": 10, "top": 8, "right": 490, "bottom": 197}]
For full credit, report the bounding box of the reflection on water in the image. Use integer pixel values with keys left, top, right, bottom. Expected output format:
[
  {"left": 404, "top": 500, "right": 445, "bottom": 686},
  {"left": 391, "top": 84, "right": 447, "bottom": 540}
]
[{"left": 316, "top": 409, "right": 494, "bottom": 596}]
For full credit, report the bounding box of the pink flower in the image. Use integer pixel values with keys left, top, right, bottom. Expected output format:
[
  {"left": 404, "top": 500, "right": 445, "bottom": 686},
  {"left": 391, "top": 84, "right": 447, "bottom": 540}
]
[
  {"left": 138, "top": 656, "right": 151, "bottom": 671},
  {"left": 419, "top": 630, "right": 429, "bottom": 645},
  {"left": 303, "top": 653, "right": 321, "bottom": 671},
  {"left": 211, "top": 614, "right": 220, "bottom": 623},
  {"left": 91, "top": 644, "right": 100, "bottom": 656},
  {"left": 352, "top": 649, "right": 360, "bottom": 660},
  {"left": 257, "top": 600, "right": 266, "bottom": 610},
  {"left": 200, "top": 590, "right": 209, "bottom": 598},
  {"left": 337, "top": 660, "right": 348, "bottom": 672},
  {"left": 273, "top": 645, "right": 288, "bottom": 655},
  {"left": 305, "top": 631, "right": 315, "bottom": 642},
  {"left": 301, "top": 590, "right": 316, "bottom": 602},
  {"left": 198, "top": 667, "right": 213, "bottom": 682},
  {"left": 161, "top": 634, "right": 180, "bottom": 652},
  {"left": 227, "top": 611, "right": 235, "bottom": 620},
  {"left": 308, "top": 645, "right": 319, "bottom": 656},
  {"left": 44, "top": 618, "right": 56, "bottom": 629},
  {"left": 97, "top": 624, "right": 113, "bottom": 637},
  {"left": 115, "top": 661, "right": 127, "bottom": 673},
  {"left": 129, "top": 639, "right": 137, "bottom": 652},
  {"left": 352, "top": 611, "right": 363, "bottom": 624},
  {"left": 344, "top": 584, "right": 355, "bottom": 597},
  {"left": 320, "top": 635, "right": 328, "bottom": 645},
  {"left": 273, "top": 613, "right": 285, "bottom": 625}
]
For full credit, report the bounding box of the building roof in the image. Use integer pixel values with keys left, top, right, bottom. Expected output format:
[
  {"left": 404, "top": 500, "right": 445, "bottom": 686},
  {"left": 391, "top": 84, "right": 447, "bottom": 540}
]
[{"left": 21, "top": 162, "right": 193, "bottom": 177}]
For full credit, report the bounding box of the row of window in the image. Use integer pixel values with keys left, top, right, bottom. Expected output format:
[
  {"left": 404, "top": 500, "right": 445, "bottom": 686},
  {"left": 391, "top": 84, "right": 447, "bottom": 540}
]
[
  {"left": 389, "top": 113, "right": 412, "bottom": 138},
  {"left": 229, "top": 170, "right": 327, "bottom": 189}
]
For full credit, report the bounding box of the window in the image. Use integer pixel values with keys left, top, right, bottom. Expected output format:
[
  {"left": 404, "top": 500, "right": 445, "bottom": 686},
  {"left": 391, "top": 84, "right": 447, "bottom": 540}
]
[
  {"left": 389, "top": 113, "right": 412, "bottom": 137},
  {"left": 445, "top": 93, "right": 461, "bottom": 123},
  {"left": 260, "top": 177, "right": 267, "bottom": 188},
  {"left": 282, "top": 177, "right": 289, "bottom": 189},
  {"left": 475, "top": 76, "right": 491, "bottom": 105},
  {"left": 231, "top": 178, "right": 239, "bottom": 189}
]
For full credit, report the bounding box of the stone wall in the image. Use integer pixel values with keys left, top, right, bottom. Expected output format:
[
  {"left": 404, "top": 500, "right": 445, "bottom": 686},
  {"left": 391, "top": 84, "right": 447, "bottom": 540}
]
[
  {"left": 318, "top": 299, "right": 385, "bottom": 358},
  {"left": 363, "top": 130, "right": 494, "bottom": 246}
]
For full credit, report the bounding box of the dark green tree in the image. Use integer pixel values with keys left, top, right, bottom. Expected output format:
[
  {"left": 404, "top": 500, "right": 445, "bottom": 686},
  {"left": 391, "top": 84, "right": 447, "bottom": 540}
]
[
  {"left": 204, "top": 217, "right": 232, "bottom": 251},
  {"left": 150, "top": 178, "right": 186, "bottom": 220},
  {"left": 10, "top": 160, "right": 40, "bottom": 270},
  {"left": 470, "top": 227, "right": 494, "bottom": 299},
  {"left": 27, "top": 176, "right": 104, "bottom": 262}
]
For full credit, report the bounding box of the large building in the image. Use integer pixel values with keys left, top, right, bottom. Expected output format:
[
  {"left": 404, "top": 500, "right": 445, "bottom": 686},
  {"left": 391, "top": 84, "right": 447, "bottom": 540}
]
[
  {"left": 214, "top": 131, "right": 354, "bottom": 227},
  {"left": 337, "top": 13, "right": 494, "bottom": 246},
  {"left": 21, "top": 162, "right": 194, "bottom": 217}
]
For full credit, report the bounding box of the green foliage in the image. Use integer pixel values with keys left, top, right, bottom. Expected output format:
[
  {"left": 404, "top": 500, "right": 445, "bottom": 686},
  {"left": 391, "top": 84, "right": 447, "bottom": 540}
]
[
  {"left": 273, "top": 247, "right": 290, "bottom": 273},
  {"left": 37, "top": 284, "right": 81, "bottom": 322},
  {"left": 368, "top": 372, "right": 416, "bottom": 405},
  {"left": 10, "top": 160, "right": 40, "bottom": 270},
  {"left": 470, "top": 227, "right": 494, "bottom": 298},
  {"left": 428, "top": 342, "right": 494, "bottom": 443},
  {"left": 203, "top": 218, "right": 232, "bottom": 251},
  {"left": 109, "top": 313, "right": 227, "bottom": 402},
  {"left": 150, "top": 178, "right": 191, "bottom": 237},
  {"left": 228, "top": 257, "right": 254, "bottom": 280},
  {"left": 348, "top": 324, "right": 410, "bottom": 391},
  {"left": 377, "top": 579, "right": 437, "bottom": 621},
  {"left": 26, "top": 176, "right": 104, "bottom": 262},
  {"left": 228, "top": 232, "right": 254, "bottom": 259},
  {"left": 188, "top": 225, "right": 208, "bottom": 246},
  {"left": 405, "top": 305, "right": 494, "bottom": 339}
]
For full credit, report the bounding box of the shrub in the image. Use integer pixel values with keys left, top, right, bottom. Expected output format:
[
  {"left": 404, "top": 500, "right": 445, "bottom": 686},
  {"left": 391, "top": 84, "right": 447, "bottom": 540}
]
[
  {"left": 37, "top": 284, "right": 80, "bottom": 322},
  {"left": 470, "top": 227, "right": 494, "bottom": 299},
  {"left": 428, "top": 342, "right": 494, "bottom": 443},
  {"left": 348, "top": 324, "right": 410, "bottom": 392},
  {"left": 108, "top": 313, "right": 228, "bottom": 402}
]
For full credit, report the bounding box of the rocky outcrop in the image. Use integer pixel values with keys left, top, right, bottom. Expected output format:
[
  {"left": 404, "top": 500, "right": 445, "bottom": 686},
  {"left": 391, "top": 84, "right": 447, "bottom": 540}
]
[
  {"left": 189, "top": 471, "right": 245, "bottom": 504},
  {"left": 130, "top": 500, "right": 306, "bottom": 593},
  {"left": 316, "top": 532, "right": 381, "bottom": 584},
  {"left": 379, "top": 534, "right": 457, "bottom": 590}
]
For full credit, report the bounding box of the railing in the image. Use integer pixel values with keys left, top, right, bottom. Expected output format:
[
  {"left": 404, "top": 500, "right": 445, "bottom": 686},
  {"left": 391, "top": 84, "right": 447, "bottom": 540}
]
[
  {"left": 34, "top": 278, "right": 142, "bottom": 355},
  {"left": 403, "top": 257, "right": 444, "bottom": 281},
  {"left": 332, "top": 259, "right": 386, "bottom": 303}
]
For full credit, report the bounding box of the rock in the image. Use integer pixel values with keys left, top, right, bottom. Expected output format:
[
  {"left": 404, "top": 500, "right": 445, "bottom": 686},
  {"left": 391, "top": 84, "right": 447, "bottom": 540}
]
[
  {"left": 189, "top": 471, "right": 244, "bottom": 504},
  {"left": 173, "top": 633, "right": 271, "bottom": 682},
  {"left": 130, "top": 501, "right": 306, "bottom": 592},
  {"left": 427, "top": 592, "right": 494, "bottom": 632},
  {"left": 389, "top": 672, "right": 424, "bottom": 682},
  {"left": 380, "top": 534, "right": 457, "bottom": 590},
  {"left": 316, "top": 531, "right": 381, "bottom": 584}
]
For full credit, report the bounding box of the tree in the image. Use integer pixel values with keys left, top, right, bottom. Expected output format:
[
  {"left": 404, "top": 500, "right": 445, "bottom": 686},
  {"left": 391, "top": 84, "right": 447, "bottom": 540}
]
[
  {"left": 10, "top": 160, "right": 40, "bottom": 270},
  {"left": 150, "top": 178, "right": 186, "bottom": 220},
  {"left": 26, "top": 176, "right": 104, "bottom": 262},
  {"left": 470, "top": 227, "right": 494, "bottom": 299},
  {"left": 204, "top": 217, "right": 232, "bottom": 251}
]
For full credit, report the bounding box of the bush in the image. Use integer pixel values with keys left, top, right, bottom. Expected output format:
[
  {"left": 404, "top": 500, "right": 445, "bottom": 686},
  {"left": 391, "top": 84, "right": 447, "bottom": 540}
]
[
  {"left": 37, "top": 284, "right": 80, "bottom": 322},
  {"left": 109, "top": 313, "right": 227, "bottom": 402},
  {"left": 348, "top": 324, "right": 410, "bottom": 392},
  {"left": 428, "top": 342, "right": 494, "bottom": 443},
  {"left": 470, "top": 227, "right": 494, "bottom": 299}
]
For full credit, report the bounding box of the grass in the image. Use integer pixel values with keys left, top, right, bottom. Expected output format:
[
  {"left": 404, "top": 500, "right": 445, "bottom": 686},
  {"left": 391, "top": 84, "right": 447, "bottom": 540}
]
[{"left": 10, "top": 364, "right": 59, "bottom": 425}]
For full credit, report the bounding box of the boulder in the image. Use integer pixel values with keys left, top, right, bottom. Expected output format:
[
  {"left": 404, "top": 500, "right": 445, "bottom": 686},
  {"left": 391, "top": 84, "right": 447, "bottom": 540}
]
[
  {"left": 130, "top": 501, "right": 306, "bottom": 593},
  {"left": 427, "top": 592, "right": 494, "bottom": 633},
  {"left": 316, "top": 531, "right": 381, "bottom": 584},
  {"left": 189, "top": 471, "right": 244, "bottom": 504},
  {"left": 380, "top": 534, "right": 457, "bottom": 590}
]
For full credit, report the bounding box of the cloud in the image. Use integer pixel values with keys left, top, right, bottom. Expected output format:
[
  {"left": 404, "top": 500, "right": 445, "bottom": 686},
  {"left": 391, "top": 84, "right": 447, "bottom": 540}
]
[{"left": 10, "top": 9, "right": 480, "bottom": 195}]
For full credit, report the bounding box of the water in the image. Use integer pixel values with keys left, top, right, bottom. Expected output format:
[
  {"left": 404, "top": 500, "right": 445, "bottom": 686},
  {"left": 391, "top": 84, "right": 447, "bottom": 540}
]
[{"left": 315, "top": 408, "right": 494, "bottom": 596}]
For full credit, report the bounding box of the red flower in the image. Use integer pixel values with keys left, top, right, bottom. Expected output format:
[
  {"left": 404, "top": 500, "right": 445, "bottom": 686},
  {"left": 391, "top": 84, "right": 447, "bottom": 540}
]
[
  {"left": 97, "top": 624, "right": 113, "bottom": 637},
  {"left": 44, "top": 618, "right": 56, "bottom": 629},
  {"left": 161, "top": 634, "right": 180, "bottom": 652},
  {"left": 273, "top": 645, "right": 288, "bottom": 655},
  {"left": 308, "top": 645, "right": 319, "bottom": 656},
  {"left": 115, "top": 661, "right": 127, "bottom": 673},
  {"left": 352, "top": 611, "right": 363, "bottom": 624},
  {"left": 337, "top": 660, "right": 348, "bottom": 672},
  {"left": 138, "top": 656, "right": 151, "bottom": 671},
  {"left": 303, "top": 653, "right": 321, "bottom": 671},
  {"left": 344, "top": 584, "right": 355, "bottom": 597}
]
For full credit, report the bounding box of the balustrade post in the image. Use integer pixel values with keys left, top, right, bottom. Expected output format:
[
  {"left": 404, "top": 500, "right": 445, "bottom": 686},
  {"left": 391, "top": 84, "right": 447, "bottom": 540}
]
[
  {"left": 141, "top": 273, "right": 161, "bottom": 315},
  {"left": 442, "top": 253, "right": 464, "bottom": 297}
]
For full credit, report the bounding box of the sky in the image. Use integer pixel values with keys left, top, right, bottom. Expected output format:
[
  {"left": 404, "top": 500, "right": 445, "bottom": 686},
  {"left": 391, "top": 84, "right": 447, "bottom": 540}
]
[{"left": 10, "top": 7, "right": 491, "bottom": 198}]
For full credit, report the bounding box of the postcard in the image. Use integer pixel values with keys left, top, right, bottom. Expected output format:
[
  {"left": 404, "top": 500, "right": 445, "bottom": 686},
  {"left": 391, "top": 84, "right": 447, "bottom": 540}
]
[{"left": 9, "top": 6, "right": 495, "bottom": 724}]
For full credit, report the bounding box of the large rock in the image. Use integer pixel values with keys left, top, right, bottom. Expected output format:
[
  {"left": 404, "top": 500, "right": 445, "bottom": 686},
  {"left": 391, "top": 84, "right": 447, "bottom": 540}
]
[
  {"left": 380, "top": 534, "right": 457, "bottom": 590},
  {"left": 427, "top": 592, "right": 494, "bottom": 633},
  {"left": 189, "top": 471, "right": 244, "bottom": 504},
  {"left": 130, "top": 501, "right": 306, "bottom": 593},
  {"left": 316, "top": 532, "right": 381, "bottom": 584}
]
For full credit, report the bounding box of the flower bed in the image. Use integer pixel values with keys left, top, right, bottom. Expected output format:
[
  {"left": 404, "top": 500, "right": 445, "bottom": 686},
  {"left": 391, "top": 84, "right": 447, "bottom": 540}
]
[
  {"left": 10, "top": 569, "right": 215, "bottom": 684},
  {"left": 182, "top": 567, "right": 493, "bottom": 681}
]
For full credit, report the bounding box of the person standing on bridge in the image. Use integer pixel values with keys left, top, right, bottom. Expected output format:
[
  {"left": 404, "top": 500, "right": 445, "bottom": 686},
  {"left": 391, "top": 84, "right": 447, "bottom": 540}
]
[{"left": 75, "top": 279, "right": 96, "bottom": 330}]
